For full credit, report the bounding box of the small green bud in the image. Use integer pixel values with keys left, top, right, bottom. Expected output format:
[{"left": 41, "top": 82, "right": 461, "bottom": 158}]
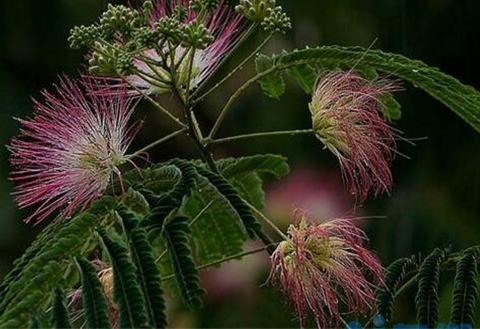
[
  {"left": 235, "top": 0, "right": 275, "bottom": 21},
  {"left": 180, "top": 23, "right": 214, "bottom": 49},
  {"left": 156, "top": 17, "right": 184, "bottom": 44},
  {"left": 134, "top": 26, "right": 159, "bottom": 48},
  {"left": 99, "top": 4, "right": 142, "bottom": 38},
  {"left": 261, "top": 6, "right": 291, "bottom": 34},
  {"left": 116, "top": 52, "right": 134, "bottom": 75},
  {"left": 88, "top": 42, "right": 133, "bottom": 76},
  {"left": 190, "top": 0, "right": 218, "bottom": 12},
  {"left": 68, "top": 25, "right": 101, "bottom": 49}
]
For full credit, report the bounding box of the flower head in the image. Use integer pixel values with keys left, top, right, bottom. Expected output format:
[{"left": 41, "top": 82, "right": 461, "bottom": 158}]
[
  {"left": 9, "top": 77, "right": 140, "bottom": 223},
  {"left": 310, "top": 71, "right": 400, "bottom": 201},
  {"left": 270, "top": 211, "right": 383, "bottom": 328},
  {"left": 120, "top": 0, "right": 244, "bottom": 95}
]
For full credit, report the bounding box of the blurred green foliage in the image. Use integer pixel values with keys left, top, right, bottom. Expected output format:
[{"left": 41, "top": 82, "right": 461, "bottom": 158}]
[{"left": 1, "top": 0, "right": 479, "bottom": 326}]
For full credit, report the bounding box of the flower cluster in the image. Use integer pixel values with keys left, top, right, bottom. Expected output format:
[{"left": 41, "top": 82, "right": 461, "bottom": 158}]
[
  {"left": 310, "top": 71, "right": 400, "bottom": 201},
  {"left": 9, "top": 78, "right": 139, "bottom": 223},
  {"left": 69, "top": 0, "right": 245, "bottom": 96},
  {"left": 270, "top": 211, "right": 384, "bottom": 328}
]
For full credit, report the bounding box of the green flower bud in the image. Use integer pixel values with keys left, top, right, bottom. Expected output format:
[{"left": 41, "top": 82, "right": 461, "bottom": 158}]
[
  {"left": 99, "top": 4, "right": 142, "bottom": 38},
  {"left": 134, "top": 26, "right": 159, "bottom": 48},
  {"left": 156, "top": 17, "right": 184, "bottom": 44},
  {"left": 235, "top": 0, "right": 276, "bottom": 21},
  {"left": 68, "top": 25, "right": 101, "bottom": 49},
  {"left": 261, "top": 6, "right": 291, "bottom": 34},
  {"left": 180, "top": 23, "right": 214, "bottom": 49},
  {"left": 190, "top": 0, "right": 218, "bottom": 12}
]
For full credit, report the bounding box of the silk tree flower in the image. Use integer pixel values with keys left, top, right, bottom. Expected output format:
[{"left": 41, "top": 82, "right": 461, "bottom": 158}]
[
  {"left": 128, "top": 0, "right": 244, "bottom": 94},
  {"left": 309, "top": 71, "right": 401, "bottom": 201},
  {"left": 270, "top": 211, "right": 383, "bottom": 328},
  {"left": 9, "top": 78, "right": 140, "bottom": 223}
]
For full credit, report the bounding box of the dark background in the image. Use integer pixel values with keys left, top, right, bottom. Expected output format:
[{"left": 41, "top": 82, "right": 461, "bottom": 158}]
[{"left": 1, "top": 0, "right": 479, "bottom": 326}]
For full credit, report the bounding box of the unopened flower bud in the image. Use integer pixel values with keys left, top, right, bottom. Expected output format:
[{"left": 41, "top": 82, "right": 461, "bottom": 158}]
[
  {"left": 181, "top": 23, "right": 214, "bottom": 49},
  {"left": 68, "top": 25, "right": 101, "bottom": 49},
  {"left": 235, "top": 0, "right": 275, "bottom": 21},
  {"left": 261, "top": 6, "right": 291, "bottom": 34}
]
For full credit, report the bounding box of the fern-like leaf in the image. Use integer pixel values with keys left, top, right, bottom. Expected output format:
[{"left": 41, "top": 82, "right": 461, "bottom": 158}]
[
  {"left": 376, "top": 255, "right": 419, "bottom": 322},
  {"left": 195, "top": 166, "right": 262, "bottom": 238},
  {"left": 256, "top": 46, "right": 480, "bottom": 132},
  {"left": 75, "top": 257, "right": 111, "bottom": 329},
  {"left": 122, "top": 213, "right": 167, "bottom": 329},
  {"left": 97, "top": 228, "right": 150, "bottom": 329},
  {"left": 142, "top": 160, "right": 197, "bottom": 229},
  {"left": 183, "top": 174, "right": 247, "bottom": 264},
  {"left": 450, "top": 248, "right": 479, "bottom": 327},
  {"left": 163, "top": 216, "right": 203, "bottom": 309},
  {"left": 415, "top": 248, "right": 447, "bottom": 328},
  {"left": 52, "top": 287, "right": 72, "bottom": 329}
]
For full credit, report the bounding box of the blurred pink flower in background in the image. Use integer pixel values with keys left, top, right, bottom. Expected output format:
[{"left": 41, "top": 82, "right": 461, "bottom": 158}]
[{"left": 266, "top": 166, "right": 352, "bottom": 225}]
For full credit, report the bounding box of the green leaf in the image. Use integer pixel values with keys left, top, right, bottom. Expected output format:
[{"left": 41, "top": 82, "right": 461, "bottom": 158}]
[
  {"left": 163, "top": 216, "right": 204, "bottom": 309},
  {"left": 52, "top": 287, "right": 72, "bottom": 329},
  {"left": 195, "top": 166, "right": 262, "bottom": 239},
  {"left": 450, "top": 248, "right": 479, "bottom": 327},
  {"left": 379, "top": 93, "right": 402, "bottom": 121},
  {"left": 376, "top": 255, "right": 419, "bottom": 322},
  {"left": 97, "top": 228, "right": 150, "bottom": 329},
  {"left": 415, "top": 248, "right": 447, "bottom": 328},
  {"left": 183, "top": 174, "right": 247, "bottom": 264},
  {"left": 287, "top": 64, "right": 317, "bottom": 94},
  {"left": 75, "top": 257, "right": 111, "bottom": 329},
  {"left": 228, "top": 172, "right": 265, "bottom": 209},
  {"left": 256, "top": 46, "right": 480, "bottom": 132},
  {"left": 255, "top": 54, "right": 285, "bottom": 99},
  {"left": 124, "top": 217, "right": 167, "bottom": 329},
  {"left": 142, "top": 160, "right": 197, "bottom": 229},
  {"left": 0, "top": 213, "right": 100, "bottom": 327},
  {"left": 124, "top": 164, "right": 182, "bottom": 195},
  {"left": 218, "top": 154, "right": 290, "bottom": 180}
]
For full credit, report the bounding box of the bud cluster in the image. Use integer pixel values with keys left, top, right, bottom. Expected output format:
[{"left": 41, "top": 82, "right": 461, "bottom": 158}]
[
  {"left": 68, "top": 2, "right": 220, "bottom": 76},
  {"left": 190, "top": 0, "right": 218, "bottom": 12},
  {"left": 261, "top": 6, "right": 292, "bottom": 34},
  {"left": 235, "top": 0, "right": 276, "bottom": 21}
]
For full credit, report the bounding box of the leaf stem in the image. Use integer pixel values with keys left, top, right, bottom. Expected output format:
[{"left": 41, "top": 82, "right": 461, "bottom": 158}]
[
  {"left": 123, "top": 79, "right": 187, "bottom": 129},
  {"left": 207, "top": 65, "right": 280, "bottom": 139},
  {"left": 193, "top": 32, "right": 274, "bottom": 104},
  {"left": 160, "top": 244, "right": 275, "bottom": 281},
  {"left": 126, "top": 128, "right": 187, "bottom": 159},
  {"left": 207, "top": 129, "right": 315, "bottom": 145},
  {"left": 244, "top": 200, "right": 289, "bottom": 241},
  {"left": 191, "top": 23, "right": 259, "bottom": 98}
]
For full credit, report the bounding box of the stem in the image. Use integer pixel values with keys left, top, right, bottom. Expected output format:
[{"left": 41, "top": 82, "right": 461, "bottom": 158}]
[
  {"left": 193, "top": 33, "right": 274, "bottom": 104},
  {"left": 160, "top": 244, "right": 275, "bottom": 281},
  {"left": 126, "top": 128, "right": 187, "bottom": 159},
  {"left": 123, "top": 79, "right": 187, "bottom": 129},
  {"left": 207, "top": 65, "right": 279, "bottom": 139},
  {"left": 189, "top": 200, "right": 215, "bottom": 228},
  {"left": 207, "top": 129, "right": 315, "bottom": 145},
  {"left": 244, "top": 200, "right": 289, "bottom": 241},
  {"left": 192, "top": 23, "right": 259, "bottom": 98}
]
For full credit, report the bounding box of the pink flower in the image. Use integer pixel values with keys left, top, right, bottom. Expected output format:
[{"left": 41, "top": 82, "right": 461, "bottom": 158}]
[
  {"left": 102, "top": 0, "right": 244, "bottom": 95},
  {"left": 309, "top": 71, "right": 401, "bottom": 201},
  {"left": 270, "top": 211, "right": 383, "bottom": 328},
  {"left": 9, "top": 77, "right": 140, "bottom": 223}
]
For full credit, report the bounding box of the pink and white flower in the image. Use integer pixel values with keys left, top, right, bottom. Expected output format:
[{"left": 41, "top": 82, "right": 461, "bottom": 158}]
[
  {"left": 309, "top": 71, "right": 401, "bottom": 201},
  {"left": 115, "top": 0, "right": 244, "bottom": 95},
  {"left": 270, "top": 211, "right": 383, "bottom": 328},
  {"left": 9, "top": 77, "right": 140, "bottom": 223}
]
